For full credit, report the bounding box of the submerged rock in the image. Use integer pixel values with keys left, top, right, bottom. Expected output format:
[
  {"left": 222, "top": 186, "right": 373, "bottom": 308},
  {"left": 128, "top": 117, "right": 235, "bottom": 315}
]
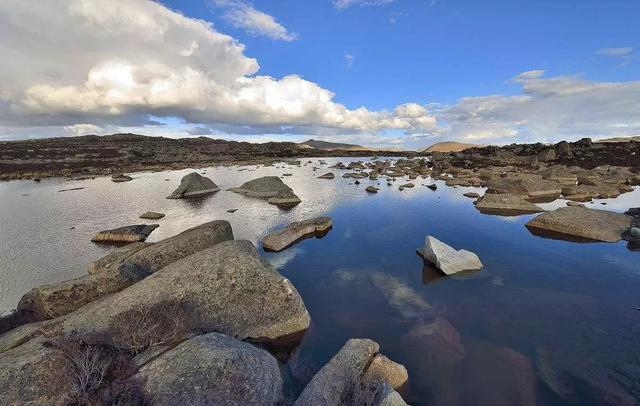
[
  {"left": 231, "top": 176, "right": 301, "bottom": 207},
  {"left": 136, "top": 332, "right": 283, "bottom": 406},
  {"left": 166, "top": 172, "right": 220, "bottom": 199},
  {"left": 417, "top": 236, "right": 483, "bottom": 275},
  {"left": 262, "top": 217, "right": 332, "bottom": 252},
  {"left": 295, "top": 338, "right": 408, "bottom": 406},
  {"left": 139, "top": 211, "right": 165, "bottom": 220},
  {"left": 525, "top": 206, "right": 632, "bottom": 242},
  {"left": 91, "top": 224, "right": 159, "bottom": 243},
  {"left": 19, "top": 221, "right": 234, "bottom": 319},
  {"left": 475, "top": 193, "right": 544, "bottom": 216},
  {"left": 317, "top": 172, "right": 335, "bottom": 179}
]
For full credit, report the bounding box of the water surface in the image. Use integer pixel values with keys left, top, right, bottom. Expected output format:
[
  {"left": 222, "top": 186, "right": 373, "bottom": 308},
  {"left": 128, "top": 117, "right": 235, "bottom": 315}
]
[{"left": 1, "top": 158, "right": 639, "bottom": 405}]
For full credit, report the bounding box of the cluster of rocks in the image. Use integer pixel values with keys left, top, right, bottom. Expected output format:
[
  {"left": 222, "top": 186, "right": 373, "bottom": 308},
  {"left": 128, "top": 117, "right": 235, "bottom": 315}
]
[{"left": 0, "top": 221, "right": 410, "bottom": 405}]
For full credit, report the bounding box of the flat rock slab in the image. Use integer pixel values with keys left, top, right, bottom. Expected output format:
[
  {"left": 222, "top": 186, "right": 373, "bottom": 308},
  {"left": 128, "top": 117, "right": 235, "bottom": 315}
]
[
  {"left": 475, "top": 193, "right": 544, "bottom": 216},
  {"left": 91, "top": 224, "right": 159, "bottom": 243},
  {"left": 139, "top": 211, "right": 165, "bottom": 220},
  {"left": 525, "top": 206, "right": 632, "bottom": 242},
  {"left": 417, "top": 236, "right": 483, "bottom": 275},
  {"left": 136, "top": 333, "right": 283, "bottom": 406},
  {"left": 167, "top": 172, "right": 220, "bottom": 199},
  {"left": 487, "top": 174, "right": 562, "bottom": 201},
  {"left": 262, "top": 217, "right": 332, "bottom": 252}
]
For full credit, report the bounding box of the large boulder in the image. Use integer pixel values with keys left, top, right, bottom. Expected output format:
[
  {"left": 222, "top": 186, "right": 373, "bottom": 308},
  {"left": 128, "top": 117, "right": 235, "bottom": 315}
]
[
  {"left": 18, "top": 221, "right": 234, "bottom": 319},
  {"left": 262, "top": 217, "right": 332, "bottom": 252},
  {"left": 0, "top": 337, "right": 70, "bottom": 406},
  {"left": 487, "top": 174, "right": 562, "bottom": 201},
  {"left": 295, "top": 338, "right": 408, "bottom": 406},
  {"left": 166, "top": 172, "right": 220, "bottom": 199},
  {"left": 231, "top": 176, "right": 301, "bottom": 207},
  {"left": 53, "top": 240, "right": 310, "bottom": 351},
  {"left": 475, "top": 193, "right": 544, "bottom": 216},
  {"left": 417, "top": 236, "right": 483, "bottom": 275},
  {"left": 91, "top": 224, "right": 159, "bottom": 243},
  {"left": 135, "top": 332, "right": 283, "bottom": 406},
  {"left": 525, "top": 206, "right": 632, "bottom": 242}
]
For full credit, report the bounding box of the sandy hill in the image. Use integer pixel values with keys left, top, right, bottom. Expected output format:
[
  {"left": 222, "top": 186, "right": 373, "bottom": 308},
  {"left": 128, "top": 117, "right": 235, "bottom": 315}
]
[
  {"left": 298, "top": 139, "right": 369, "bottom": 151},
  {"left": 421, "top": 141, "right": 484, "bottom": 153}
]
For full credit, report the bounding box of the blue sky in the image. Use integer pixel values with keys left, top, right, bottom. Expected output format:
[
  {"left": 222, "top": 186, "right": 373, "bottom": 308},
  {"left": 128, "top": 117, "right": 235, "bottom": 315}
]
[
  {"left": 170, "top": 0, "right": 639, "bottom": 108},
  {"left": 0, "top": 0, "right": 638, "bottom": 148}
]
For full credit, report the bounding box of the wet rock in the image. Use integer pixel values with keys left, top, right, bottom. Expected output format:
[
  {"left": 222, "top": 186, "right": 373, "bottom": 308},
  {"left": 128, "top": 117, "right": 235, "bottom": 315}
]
[
  {"left": 343, "top": 172, "right": 369, "bottom": 179},
  {"left": 166, "top": 172, "right": 220, "bottom": 199},
  {"left": 231, "top": 176, "right": 301, "bottom": 207},
  {"left": 227, "top": 208, "right": 238, "bottom": 213},
  {"left": 526, "top": 206, "right": 632, "bottom": 242},
  {"left": 426, "top": 184, "right": 437, "bottom": 190},
  {"left": 18, "top": 221, "right": 234, "bottom": 319},
  {"left": 475, "top": 193, "right": 544, "bottom": 216},
  {"left": 136, "top": 332, "right": 283, "bottom": 406},
  {"left": 91, "top": 224, "right": 159, "bottom": 243},
  {"left": 417, "top": 236, "right": 483, "bottom": 275},
  {"left": 111, "top": 173, "right": 133, "bottom": 182},
  {"left": 366, "top": 186, "right": 379, "bottom": 193},
  {"left": 566, "top": 201, "right": 584, "bottom": 207},
  {"left": 295, "top": 338, "right": 408, "bottom": 406},
  {"left": 139, "top": 211, "right": 165, "bottom": 220},
  {"left": 262, "top": 217, "right": 332, "bottom": 252},
  {"left": 55, "top": 240, "right": 310, "bottom": 351},
  {"left": 318, "top": 172, "right": 335, "bottom": 179},
  {"left": 463, "top": 192, "right": 480, "bottom": 198},
  {"left": 399, "top": 183, "right": 415, "bottom": 191}
]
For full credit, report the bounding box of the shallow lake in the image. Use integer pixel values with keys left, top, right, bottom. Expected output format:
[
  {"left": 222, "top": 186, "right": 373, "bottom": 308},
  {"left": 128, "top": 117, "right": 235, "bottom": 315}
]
[{"left": 1, "top": 157, "right": 639, "bottom": 405}]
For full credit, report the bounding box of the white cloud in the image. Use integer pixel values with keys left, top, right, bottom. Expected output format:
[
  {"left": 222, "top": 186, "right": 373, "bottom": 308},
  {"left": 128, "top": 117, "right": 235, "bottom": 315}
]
[
  {"left": 0, "top": 0, "right": 436, "bottom": 139},
  {"left": 333, "top": 0, "right": 395, "bottom": 10},
  {"left": 212, "top": 0, "right": 298, "bottom": 41},
  {"left": 345, "top": 53, "right": 355, "bottom": 68},
  {"left": 596, "top": 47, "right": 633, "bottom": 56}
]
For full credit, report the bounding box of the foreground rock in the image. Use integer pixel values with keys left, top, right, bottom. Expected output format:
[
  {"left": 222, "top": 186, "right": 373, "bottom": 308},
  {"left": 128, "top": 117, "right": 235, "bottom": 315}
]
[
  {"left": 166, "top": 172, "right": 220, "bottom": 199},
  {"left": 136, "top": 332, "right": 283, "bottom": 406},
  {"left": 525, "top": 206, "right": 632, "bottom": 242},
  {"left": 262, "top": 217, "right": 332, "bottom": 252},
  {"left": 231, "top": 176, "right": 301, "bottom": 207},
  {"left": 0, "top": 337, "right": 70, "bottom": 406},
  {"left": 53, "top": 240, "right": 310, "bottom": 350},
  {"left": 295, "top": 338, "right": 408, "bottom": 406},
  {"left": 91, "top": 224, "right": 159, "bottom": 243},
  {"left": 139, "top": 211, "right": 165, "bottom": 220},
  {"left": 18, "top": 221, "right": 234, "bottom": 319},
  {"left": 417, "top": 236, "right": 483, "bottom": 275},
  {"left": 475, "top": 193, "right": 544, "bottom": 216}
]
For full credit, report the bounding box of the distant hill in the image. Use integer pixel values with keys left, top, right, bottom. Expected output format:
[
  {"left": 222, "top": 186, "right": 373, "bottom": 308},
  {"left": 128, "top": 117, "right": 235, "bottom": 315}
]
[
  {"left": 298, "top": 139, "right": 369, "bottom": 151},
  {"left": 421, "top": 141, "right": 484, "bottom": 153},
  {"left": 597, "top": 136, "right": 640, "bottom": 143}
]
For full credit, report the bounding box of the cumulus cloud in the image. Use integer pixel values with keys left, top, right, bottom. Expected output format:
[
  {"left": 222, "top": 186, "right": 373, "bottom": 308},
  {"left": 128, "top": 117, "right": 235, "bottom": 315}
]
[
  {"left": 434, "top": 71, "right": 640, "bottom": 144},
  {"left": 596, "top": 47, "right": 633, "bottom": 56},
  {"left": 211, "top": 0, "right": 298, "bottom": 41},
  {"left": 333, "top": 0, "right": 395, "bottom": 10},
  {"left": 0, "top": 0, "right": 436, "bottom": 139}
]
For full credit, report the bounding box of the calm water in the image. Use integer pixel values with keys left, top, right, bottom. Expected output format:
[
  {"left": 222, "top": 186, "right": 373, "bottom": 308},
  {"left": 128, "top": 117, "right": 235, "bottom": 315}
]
[{"left": 1, "top": 158, "right": 639, "bottom": 405}]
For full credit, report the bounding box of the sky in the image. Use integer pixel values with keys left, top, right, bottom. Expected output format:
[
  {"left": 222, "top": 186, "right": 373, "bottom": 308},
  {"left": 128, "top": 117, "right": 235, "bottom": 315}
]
[{"left": 0, "top": 0, "right": 638, "bottom": 149}]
